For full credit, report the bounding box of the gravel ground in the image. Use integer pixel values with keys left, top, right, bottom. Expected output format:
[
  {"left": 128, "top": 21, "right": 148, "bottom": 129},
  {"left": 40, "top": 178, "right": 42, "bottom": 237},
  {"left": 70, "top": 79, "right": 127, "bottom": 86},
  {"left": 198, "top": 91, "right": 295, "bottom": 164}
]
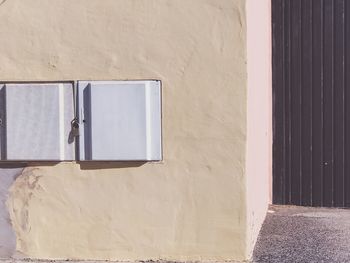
[{"left": 253, "top": 205, "right": 350, "bottom": 263}]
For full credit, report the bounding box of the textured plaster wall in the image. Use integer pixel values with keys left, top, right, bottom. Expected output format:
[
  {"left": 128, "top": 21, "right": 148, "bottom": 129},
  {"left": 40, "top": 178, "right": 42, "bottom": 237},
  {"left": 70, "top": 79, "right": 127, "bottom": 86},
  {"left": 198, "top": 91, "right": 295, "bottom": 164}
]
[
  {"left": 0, "top": 0, "right": 251, "bottom": 261},
  {"left": 246, "top": 0, "right": 272, "bottom": 257}
]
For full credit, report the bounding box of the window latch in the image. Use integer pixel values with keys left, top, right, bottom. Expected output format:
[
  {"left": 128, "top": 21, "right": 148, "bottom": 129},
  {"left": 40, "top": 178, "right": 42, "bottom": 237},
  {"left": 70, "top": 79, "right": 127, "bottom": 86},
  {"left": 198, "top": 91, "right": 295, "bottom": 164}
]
[{"left": 70, "top": 118, "right": 80, "bottom": 138}]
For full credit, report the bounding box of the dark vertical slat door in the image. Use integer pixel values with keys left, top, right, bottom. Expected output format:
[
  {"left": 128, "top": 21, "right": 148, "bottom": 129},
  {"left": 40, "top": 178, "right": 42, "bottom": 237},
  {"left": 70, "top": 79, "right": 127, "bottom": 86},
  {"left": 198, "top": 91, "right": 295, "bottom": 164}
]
[
  {"left": 333, "top": 0, "right": 345, "bottom": 207},
  {"left": 322, "top": 0, "right": 334, "bottom": 207},
  {"left": 345, "top": 1, "right": 350, "bottom": 206},
  {"left": 311, "top": 0, "right": 324, "bottom": 206},
  {"left": 273, "top": 0, "right": 350, "bottom": 207},
  {"left": 301, "top": 0, "right": 313, "bottom": 206},
  {"left": 290, "top": 0, "right": 302, "bottom": 205}
]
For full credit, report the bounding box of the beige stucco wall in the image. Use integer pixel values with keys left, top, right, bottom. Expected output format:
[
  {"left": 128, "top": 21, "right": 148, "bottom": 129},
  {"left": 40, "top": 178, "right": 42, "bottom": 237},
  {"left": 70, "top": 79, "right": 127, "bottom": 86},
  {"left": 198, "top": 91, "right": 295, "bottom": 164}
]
[
  {"left": 0, "top": 0, "right": 270, "bottom": 261},
  {"left": 246, "top": 0, "right": 272, "bottom": 257}
]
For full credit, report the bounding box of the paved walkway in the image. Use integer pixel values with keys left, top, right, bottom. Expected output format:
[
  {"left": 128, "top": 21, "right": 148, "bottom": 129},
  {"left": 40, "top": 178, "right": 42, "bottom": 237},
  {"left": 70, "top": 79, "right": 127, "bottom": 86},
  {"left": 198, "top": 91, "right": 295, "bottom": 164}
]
[{"left": 253, "top": 205, "right": 350, "bottom": 263}]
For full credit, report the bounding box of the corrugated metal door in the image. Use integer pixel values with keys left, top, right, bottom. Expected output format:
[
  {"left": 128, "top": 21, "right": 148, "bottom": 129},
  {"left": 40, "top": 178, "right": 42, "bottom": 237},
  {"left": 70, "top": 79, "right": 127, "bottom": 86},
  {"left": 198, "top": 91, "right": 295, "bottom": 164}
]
[{"left": 273, "top": 0, "right": 350, "bottom": 207}]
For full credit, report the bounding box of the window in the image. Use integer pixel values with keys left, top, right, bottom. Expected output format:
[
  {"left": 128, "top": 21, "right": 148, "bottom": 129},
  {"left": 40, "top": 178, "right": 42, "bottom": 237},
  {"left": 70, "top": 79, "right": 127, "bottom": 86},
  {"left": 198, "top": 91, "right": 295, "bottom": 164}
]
[{"left": 0, "top": 81, "right": 162, "bottom": 162}]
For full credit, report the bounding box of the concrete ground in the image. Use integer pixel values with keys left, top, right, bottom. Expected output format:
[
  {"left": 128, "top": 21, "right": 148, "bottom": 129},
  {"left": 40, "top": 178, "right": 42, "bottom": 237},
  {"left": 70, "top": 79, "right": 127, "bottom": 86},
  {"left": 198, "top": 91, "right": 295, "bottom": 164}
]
[{"left": 253, "top": 205, "right": 350, "bottom": 263}]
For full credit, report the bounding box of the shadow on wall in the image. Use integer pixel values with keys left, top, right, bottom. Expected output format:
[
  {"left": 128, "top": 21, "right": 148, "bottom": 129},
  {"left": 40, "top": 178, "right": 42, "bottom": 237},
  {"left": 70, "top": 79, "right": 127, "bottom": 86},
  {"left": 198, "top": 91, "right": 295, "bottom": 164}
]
[
  {"left": 0, "top": 165, "right": 25, "bottom": 258},
  {"left": 0, "top": 161, "right": 147, "bottom": 170},
  {"left": 78, "top": 161, "right": 147, "bottom": 170}
]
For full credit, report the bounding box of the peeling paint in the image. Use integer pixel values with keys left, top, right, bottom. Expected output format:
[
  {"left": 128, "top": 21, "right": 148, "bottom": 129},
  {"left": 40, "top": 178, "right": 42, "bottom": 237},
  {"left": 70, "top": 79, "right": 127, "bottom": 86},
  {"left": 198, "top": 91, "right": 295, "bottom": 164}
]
[
  {"left": 7, "top": 168, "right": 43, "bottom": 253},
  {"left": 0, "top": 168, "right": 24, "bottom": 258}
]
